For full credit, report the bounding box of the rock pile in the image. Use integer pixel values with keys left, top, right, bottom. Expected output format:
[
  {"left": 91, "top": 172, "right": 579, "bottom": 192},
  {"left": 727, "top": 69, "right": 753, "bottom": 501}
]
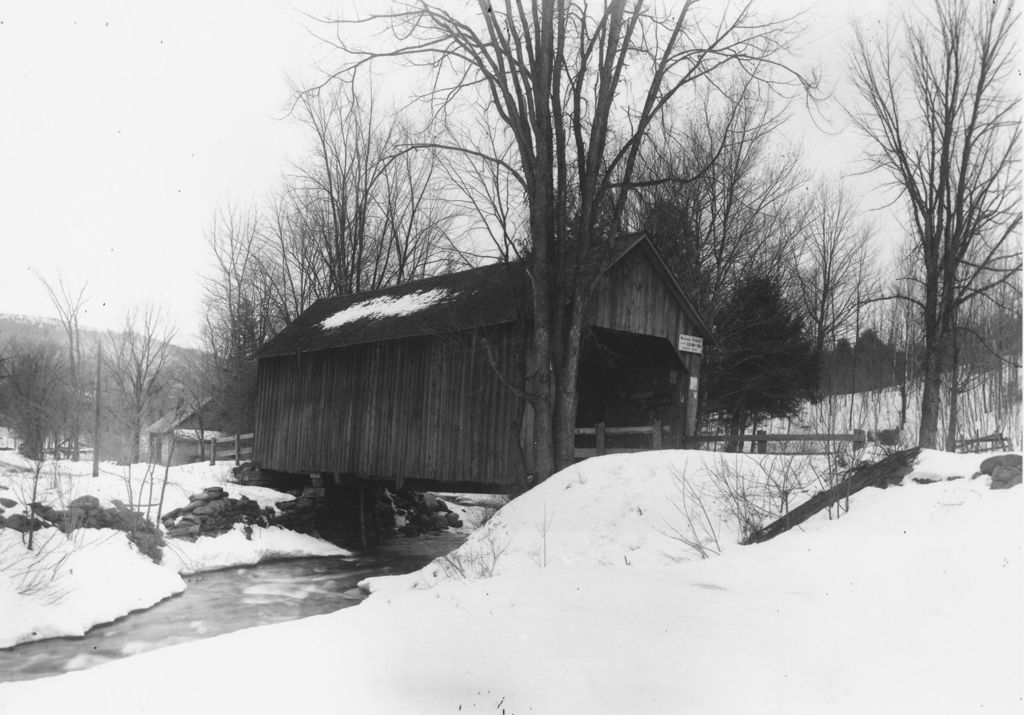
[
  {"left": 271, "top": 487, "right": 331, "bottom": 534},
  {"left": 161, "top": 486, "right": 272, "bottom": 541},
  {"left": 0, "top": 494, "right": 165, "bottom": 562},
  {"left": 392, "top": 490, "right": 462, "bottom": 537},
  {"left": 979, "top": 453, "right": 1022, "bottom": 490}
]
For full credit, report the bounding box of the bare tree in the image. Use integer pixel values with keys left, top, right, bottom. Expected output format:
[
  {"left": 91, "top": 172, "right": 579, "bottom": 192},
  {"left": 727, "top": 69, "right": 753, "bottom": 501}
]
[
  {"left": 285, "top": 82, "right": 453, "bottom": 299},
  {"left": 636, "top": 82, "right": 807, "bottom": 322},
  {"left": 106, "top": 306, "right": 176, "bottom": 463},
  {"left": 848, "top": 0, "right": 1021, "bottom": 448},
  {"left": 326, "top": 1, "right": 813, "bottom": 479},
  {"left": 0, "top": 338, "right": 70, "bottom": 460},
  {"left": 202, "top": 206, "right": 277, "bottom": 436},
  {"left": 632, "top": 81, "right": 811, "bottom": 430},
  {"left": 36, "top": 274, "right": 89, "bottom": 460},
  {"left": 795, "top": 181, "right": 877, "bottom": 357},
  {"left": 441, "top": 115, "right": 530, "bottom": 266},
  {"left": 881, "top": 284, "right": 920, "bottom": 431},
  {"left": 944, "top": 283, "right": 1022, "bottom": 447}
]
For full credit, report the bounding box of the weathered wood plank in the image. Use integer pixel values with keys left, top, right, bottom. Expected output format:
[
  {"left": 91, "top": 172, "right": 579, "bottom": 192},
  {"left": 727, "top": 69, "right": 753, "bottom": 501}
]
[
  {"left": 573, "top": 447, "right": 653, "bottom": 459},
  {"left": 696, "top": 433, "right": 866, "bottom": 443},
  {"left": 575, "top": 425, "right": 670, "bottom": 436}
]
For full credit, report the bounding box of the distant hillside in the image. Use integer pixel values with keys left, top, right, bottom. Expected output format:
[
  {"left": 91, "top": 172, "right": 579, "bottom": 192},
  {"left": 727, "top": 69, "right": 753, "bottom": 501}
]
[
  {"left": 0, "top": 313, "right": 204, "bottom": 362},
  {"left": 0, "top": 313, "right": 103, "bottom": 349}
]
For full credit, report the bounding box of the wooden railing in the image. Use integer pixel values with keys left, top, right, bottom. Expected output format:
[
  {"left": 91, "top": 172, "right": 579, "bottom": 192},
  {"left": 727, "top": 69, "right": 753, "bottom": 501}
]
[
  {"left": 955, "top": 432, "right": 1010, "bottom": 453},
  {"left": 694, "top": 430, "right": 868, "bottom": 455},
  {"left": 209, "top": 433, "right": 254, "bottom": 466},
  {"left": 573, "top": 420, "right": 669, "bottom": 459}
]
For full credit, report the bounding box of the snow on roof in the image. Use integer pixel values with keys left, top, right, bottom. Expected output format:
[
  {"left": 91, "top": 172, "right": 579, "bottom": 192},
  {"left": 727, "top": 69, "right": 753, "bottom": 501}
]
[
  {"left": 172, "top": 428, "right": 227, "bottom": 441},
  {"left": 319, "top": 288, "right": 450, "bottom": 331}
]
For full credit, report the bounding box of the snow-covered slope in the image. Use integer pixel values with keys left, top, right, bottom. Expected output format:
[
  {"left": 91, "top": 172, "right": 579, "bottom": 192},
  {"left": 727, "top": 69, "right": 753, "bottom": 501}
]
[
  {"left": 0, "top": 528, "right": 186, "bottom": 647},
  {"left": 0, "top": 449, "right": 1017, "bottom": 714},
  {"left": 360, "top": 449, "right": 862, "bottom": 595},
  {"left": 0, "top": 455, "right": 348, "bottom": 648}
]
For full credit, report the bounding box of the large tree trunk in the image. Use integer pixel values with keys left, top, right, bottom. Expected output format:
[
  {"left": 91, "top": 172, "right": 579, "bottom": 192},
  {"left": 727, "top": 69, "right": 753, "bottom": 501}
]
[
  {"left": 129, "top": 416, "right": 142, "bottom": 464},
  {"left": 918, "top": 278, "right": 943, "bottom": 449},
  {"left": 945, "top": 329, "right": 961, "bottom": 452},
  {"left": 946, "top": 385, "right": 959, "bottom": 453},
  {"left": 918, "top": 345, "right": 943, "bottom": 449},
  {"left": 552, "top": 307, "right": 585, "bottom": 472},
  {"left": 528, "top": 177, "right": 558, "bottom": 483}
]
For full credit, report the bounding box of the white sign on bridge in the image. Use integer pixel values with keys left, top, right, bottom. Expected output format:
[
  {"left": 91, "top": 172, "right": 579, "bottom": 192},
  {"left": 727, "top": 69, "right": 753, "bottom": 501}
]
[{"left": 677, "top": 333, "right": 703, "bottom": 354}]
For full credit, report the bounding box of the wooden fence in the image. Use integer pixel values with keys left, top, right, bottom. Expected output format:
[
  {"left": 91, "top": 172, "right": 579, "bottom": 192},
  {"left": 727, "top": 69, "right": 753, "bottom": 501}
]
[
  {"left": 209, "top": 433, "right": 254, "bottom": 466},
  {"left": 955, "top": 432, "right": 1011, "bottom": 453},
  {"left": 693, "top": 430, "right": 868, "bottom": 455},
  {"left": 573, "top": 420, "right": 669, "bottom": 459}
]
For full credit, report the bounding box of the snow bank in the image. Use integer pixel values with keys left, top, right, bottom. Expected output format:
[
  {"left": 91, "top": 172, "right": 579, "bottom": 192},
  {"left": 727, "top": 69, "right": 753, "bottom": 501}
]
[
  {"left": 161, "top": 524, "right": 349, "bottom": 575},
  {"left": 361, "top": 450, "right": 827, "bottom": 595},
  {"left": 320, "top": 288, "right": 449, "bottom": 330},
  {"left": 0, "top": 456, "right": 348, "bottom": 646},
  {"left": 0, "top": 528, "right": 185, "bottom": 648},
  {"left": 0, "top": 453, "right": 1017, "bottom": 714},
  {"left": 905, "top": 448, "right": 989, "bottom": 482},
  {"left": 361, "top": 448, "right": 1015, "bottom": 596}
]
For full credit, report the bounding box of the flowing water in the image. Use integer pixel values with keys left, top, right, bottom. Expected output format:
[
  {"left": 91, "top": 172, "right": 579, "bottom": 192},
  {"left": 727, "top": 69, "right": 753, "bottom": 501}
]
[{"left": 0, "top": 533, "right": 465, "bottom": 682}]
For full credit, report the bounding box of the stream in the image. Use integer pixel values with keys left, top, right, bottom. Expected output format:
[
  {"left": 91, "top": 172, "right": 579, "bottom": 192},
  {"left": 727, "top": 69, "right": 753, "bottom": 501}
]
[{"left": 0, "top": 532, "right": 466, "bottom": 683}]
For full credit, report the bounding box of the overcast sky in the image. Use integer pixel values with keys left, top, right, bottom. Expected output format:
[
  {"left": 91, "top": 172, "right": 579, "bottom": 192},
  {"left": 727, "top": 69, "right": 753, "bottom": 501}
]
[{"left": 0, "top": 0, "right": 900, "bottom": 346}]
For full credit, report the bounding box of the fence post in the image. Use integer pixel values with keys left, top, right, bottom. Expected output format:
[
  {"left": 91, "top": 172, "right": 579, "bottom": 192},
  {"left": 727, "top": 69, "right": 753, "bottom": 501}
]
[
  {"left": 234, "top": 433, "right": 240, "bottom": 466},
  {"left": 853, "top": 429, "right": 866, "bottom": 452},
  {"left": 756, "top": 430, "right": 767, "bottom": 454},
  {"left": 652, "top": 419, "right": 663, "bottom": 449},
  {"left": 595, "top": 422, "right": 606, "bottom": 456},
  {"left": 209, "top": 437, "right": 216, "bottom": 466}
]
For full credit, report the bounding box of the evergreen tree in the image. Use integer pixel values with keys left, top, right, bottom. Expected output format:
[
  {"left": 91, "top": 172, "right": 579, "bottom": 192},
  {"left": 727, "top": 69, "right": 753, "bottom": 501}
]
[{"left": 705, "top": 274, "right": 818, "bottom": 440}]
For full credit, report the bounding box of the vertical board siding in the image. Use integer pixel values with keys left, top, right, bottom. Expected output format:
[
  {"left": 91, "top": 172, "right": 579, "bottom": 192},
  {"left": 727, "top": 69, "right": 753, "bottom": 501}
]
[
  {"left": 254, "top": 327, "right": 526, "bottom": 488},
  {"left": 589, "top": 247, "right": 697, "bottom": 347}
]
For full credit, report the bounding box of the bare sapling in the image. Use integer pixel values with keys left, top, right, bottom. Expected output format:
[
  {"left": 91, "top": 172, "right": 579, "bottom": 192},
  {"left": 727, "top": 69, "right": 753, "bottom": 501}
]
[
  {"left": 706, "top": 457, "right": 772, "bottom": 543},
  {"left": 25, "top": 457, "right": 44, "bottom": 550},
  {"left": 752, "top": 454, "right": 807, "bottom": 529},
  {"left": 0, "top": 529, "right": 73, "bottom": 604},
  {"left": 438, "top": 528, "right": 512, "bottom": 581},
  {"left": 530, "top": 503, "right": 556, "bottom": 568},
  {"left": 663, "top": 466, "right": 722, "bottom": 560}
]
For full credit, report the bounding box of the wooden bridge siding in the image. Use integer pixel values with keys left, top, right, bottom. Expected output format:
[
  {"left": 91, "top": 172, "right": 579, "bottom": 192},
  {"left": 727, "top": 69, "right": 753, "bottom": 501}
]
[
  {"left": 587, "top": 247, "right": 703, "bottom": 435},
  {"left": 254, "top": 329, "right": 525, "bottom": 488}
]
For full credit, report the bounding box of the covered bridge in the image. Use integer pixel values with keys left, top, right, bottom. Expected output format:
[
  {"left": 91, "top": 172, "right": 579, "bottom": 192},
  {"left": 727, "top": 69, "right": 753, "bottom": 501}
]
[{"left": 253, "top": 238, "right": 713, "bottom": 492}]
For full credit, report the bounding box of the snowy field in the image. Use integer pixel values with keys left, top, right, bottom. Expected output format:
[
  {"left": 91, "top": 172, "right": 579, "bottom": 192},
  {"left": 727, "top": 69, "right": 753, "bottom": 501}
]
[
  {"left": 0, "top": 453, "right": 348, "bottom": 648},
  {"left": 1, "top": 448, "right": 1018, "bottom": 714}
]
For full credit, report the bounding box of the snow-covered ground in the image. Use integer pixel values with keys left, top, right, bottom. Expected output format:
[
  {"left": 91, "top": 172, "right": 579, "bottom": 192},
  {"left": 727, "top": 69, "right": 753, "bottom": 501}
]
[
  {"left": 1, "top": 447, "right": 1017, "bottom": 713},
  {"left": 0, "top": 527, "right": 186, "bottom": 647},
  {"left": 0, "top": 451, "right": 287, "bottom": 514},
  {"left": 362, "top": 450, "right": 831, "bottom": 595},
  {"left": 0, "top": 453, "right": 348, "bottom": 648}
]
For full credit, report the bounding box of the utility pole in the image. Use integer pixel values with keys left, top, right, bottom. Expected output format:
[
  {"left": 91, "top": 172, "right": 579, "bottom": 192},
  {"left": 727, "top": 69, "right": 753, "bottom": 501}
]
[{"left": 92, "top": 343, "right": 102, "bottom": 477}]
